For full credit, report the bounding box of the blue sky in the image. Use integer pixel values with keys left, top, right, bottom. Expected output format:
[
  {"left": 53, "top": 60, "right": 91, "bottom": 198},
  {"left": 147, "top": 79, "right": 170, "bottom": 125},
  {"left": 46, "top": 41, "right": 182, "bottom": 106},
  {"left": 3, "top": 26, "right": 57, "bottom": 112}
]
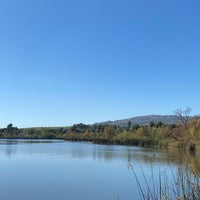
[{"left": 0, "top": 0, "right": 200, "bottom": 128}]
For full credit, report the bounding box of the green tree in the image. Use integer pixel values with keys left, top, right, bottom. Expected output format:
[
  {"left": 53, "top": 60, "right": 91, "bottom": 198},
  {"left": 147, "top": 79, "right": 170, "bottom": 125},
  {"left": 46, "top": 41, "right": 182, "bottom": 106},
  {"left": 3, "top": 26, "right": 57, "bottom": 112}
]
[
  {"left": 149, "top": 121, "right": 155, "bottom": 127},
  {"left": 156, "top": 121, "right": 163, "bottom": 128},
  {"left": 104, "top": 126, "right": 115, "bottom": 139},
  {"left": 133, "top": 124, "right": 140, "bottom": 130},
  {"left": 128, "top": 121, "right": 132, "bottom": 129}
]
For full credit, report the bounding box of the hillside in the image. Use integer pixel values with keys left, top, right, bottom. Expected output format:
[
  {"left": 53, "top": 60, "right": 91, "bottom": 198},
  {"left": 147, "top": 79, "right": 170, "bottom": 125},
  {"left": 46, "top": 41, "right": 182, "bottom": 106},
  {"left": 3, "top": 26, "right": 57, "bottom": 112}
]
[{"left": 96, "top": 115, "right": 179, "bottom": 127}]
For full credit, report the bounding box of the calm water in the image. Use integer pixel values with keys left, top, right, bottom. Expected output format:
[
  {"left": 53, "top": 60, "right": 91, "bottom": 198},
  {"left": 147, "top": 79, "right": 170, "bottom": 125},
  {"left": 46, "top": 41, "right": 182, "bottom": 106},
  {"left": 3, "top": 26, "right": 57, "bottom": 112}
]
[{"left": 0, "top": 139, "right": 198, "bottom": 200}]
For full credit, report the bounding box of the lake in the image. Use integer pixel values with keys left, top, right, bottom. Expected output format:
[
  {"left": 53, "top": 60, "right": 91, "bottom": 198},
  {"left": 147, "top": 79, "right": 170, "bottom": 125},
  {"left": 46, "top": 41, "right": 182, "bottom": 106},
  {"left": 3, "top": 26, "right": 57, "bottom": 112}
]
[{"left": 0, "top": 139, "right": 199, "bottom": 200}]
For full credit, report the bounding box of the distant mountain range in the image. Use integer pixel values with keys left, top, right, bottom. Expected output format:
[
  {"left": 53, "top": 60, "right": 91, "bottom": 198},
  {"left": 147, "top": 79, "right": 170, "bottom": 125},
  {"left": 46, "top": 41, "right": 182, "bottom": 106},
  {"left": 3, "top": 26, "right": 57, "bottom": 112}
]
[{"left": 96, "top": 115, "right": 179, "bottom": 127}]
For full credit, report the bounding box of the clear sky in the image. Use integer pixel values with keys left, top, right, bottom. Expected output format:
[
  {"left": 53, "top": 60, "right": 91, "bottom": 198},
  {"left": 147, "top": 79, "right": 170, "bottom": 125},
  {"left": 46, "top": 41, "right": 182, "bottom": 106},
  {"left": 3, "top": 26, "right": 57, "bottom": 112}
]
[{"left": 0, "top": 0, "right": 200, "bottom": 128}]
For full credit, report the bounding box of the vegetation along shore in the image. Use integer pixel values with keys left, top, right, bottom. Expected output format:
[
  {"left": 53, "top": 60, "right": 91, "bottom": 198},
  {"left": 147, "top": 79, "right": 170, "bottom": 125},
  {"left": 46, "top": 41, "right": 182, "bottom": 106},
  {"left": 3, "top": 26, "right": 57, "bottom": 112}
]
[{"left": 1, "top": 107, "right": 200, "bottom": 151}]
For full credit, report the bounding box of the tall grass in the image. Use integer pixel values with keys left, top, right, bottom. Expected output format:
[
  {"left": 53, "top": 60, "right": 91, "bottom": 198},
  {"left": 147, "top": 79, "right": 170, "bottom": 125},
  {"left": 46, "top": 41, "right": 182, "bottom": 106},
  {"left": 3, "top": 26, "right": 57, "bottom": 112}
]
[{"left": 128, "top": 163, "right": 200, "bottom": 200}]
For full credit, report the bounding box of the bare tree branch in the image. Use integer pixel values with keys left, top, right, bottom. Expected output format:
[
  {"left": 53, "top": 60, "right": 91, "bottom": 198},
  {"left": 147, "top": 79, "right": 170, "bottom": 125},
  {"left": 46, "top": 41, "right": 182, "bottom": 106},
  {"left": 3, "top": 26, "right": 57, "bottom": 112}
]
[{"left": 174, "top": 106, "right": 192, "bottom": 128}]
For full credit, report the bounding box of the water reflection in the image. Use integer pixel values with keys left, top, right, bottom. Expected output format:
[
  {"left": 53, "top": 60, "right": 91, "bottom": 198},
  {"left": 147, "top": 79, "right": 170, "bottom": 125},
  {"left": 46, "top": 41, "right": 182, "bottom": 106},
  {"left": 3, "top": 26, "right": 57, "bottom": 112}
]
[
  {"left": 0, "top": 139, "right": 200, "bottom": 175},
  {"left": 0, "top": 139, "right": 62, "bottom": 144},
  {"left": 0, "top": 139, "right": 200, "bottom": 200},
  {"left": 0, "top": 139, "right": 63, "bottom": 157}
]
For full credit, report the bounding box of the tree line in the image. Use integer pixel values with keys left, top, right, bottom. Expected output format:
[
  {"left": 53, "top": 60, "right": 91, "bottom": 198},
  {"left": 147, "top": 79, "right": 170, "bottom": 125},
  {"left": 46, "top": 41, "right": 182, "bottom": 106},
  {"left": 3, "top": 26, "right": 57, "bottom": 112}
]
[{"left": 1, "top": 107, "right": 200, "bottom": 150}]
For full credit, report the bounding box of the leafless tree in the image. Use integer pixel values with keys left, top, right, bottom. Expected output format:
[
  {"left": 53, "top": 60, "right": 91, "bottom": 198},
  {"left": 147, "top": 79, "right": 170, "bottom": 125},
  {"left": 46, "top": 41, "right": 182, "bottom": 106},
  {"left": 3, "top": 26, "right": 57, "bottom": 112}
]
[{"left": 174, "top": 106, "right": 192, "bottom": 128}]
